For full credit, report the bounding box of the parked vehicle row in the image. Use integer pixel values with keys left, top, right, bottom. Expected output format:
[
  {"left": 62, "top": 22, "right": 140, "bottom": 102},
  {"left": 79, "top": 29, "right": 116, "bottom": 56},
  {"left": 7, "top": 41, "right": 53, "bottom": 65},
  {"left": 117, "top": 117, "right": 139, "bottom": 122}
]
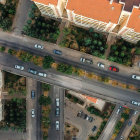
[
  {"left": 77, "top": 110, "right": 94, "bottom": 123},
  {"left": 55, "top": 98, "right": 60, "bottom": 130}
]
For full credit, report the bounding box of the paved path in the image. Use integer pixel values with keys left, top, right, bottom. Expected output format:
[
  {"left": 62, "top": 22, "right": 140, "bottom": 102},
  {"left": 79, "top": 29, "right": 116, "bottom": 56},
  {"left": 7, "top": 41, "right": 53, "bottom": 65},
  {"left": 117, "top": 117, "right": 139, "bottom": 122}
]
[
  {"left": 0, "top": 130, "right": 27, "bottom": 140},
  {"left": 12, "top": 0, "right": 33, "bottom": 35},
  {"left": 105, "top": 33, "right": 117, "bottom": 58},
  {"left": 99, "top": 105, "right": 123, "bottom": 140}
]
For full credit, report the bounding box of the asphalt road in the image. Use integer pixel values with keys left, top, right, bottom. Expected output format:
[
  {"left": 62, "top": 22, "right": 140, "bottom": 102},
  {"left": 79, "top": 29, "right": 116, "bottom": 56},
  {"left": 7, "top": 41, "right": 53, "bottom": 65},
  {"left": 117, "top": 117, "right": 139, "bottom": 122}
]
[
  {"left": 0, "top": 53, "right": 140, "bottom": 110},
  {"left": 48, "top": 86, "right": 64, "bottom": 140},
  {"left": 99, "top": 105, "right": 124, "bottom": 140},
  {"left": 115, "top": 110, "right": 139, "bottom": 140},
  {"left": 26, "top": 78, "right": 41, "bottom": 140},
  {"left": 0, "top": 33, "right": 139, "bottom": 88}
]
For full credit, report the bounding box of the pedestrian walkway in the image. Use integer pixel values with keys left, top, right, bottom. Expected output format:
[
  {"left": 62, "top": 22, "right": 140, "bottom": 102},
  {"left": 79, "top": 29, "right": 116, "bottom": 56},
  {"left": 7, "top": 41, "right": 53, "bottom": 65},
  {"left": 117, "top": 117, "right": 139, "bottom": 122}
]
[
  {"left": 12, "top": 0, "right": 33, "bottom": 35},
  {"left": 105, "top": 33, "right": 117, "bottom": 59}
]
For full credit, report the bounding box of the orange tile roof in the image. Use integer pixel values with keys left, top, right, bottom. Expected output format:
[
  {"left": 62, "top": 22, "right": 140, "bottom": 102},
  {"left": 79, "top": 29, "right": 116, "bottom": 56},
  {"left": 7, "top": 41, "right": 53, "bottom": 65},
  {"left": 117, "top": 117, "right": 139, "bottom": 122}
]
[
  {"left": 127, "top": 8, "right": 140, "bottom": 32},
  {"left": 66, "top": 0, "right": 123, "bottom": 24},
  {"left": 32, "top": 0, "right": 58, "bottom": 6},
  {"left": 83, "top": 95, "right": 97, "bottom": 103}
]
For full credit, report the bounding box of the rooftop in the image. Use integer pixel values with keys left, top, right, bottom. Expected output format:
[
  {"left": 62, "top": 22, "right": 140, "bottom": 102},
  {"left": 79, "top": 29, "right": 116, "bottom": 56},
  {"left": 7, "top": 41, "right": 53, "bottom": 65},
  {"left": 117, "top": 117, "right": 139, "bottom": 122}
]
[
  {"left": 32, "top": 0, "right": 58, "bottom": 6},
  {"left": 127, "top": 8, "right": 140, "bottom": 32},
  {"left": 66, "top": 0, "right": 123, "bottom": 24}
]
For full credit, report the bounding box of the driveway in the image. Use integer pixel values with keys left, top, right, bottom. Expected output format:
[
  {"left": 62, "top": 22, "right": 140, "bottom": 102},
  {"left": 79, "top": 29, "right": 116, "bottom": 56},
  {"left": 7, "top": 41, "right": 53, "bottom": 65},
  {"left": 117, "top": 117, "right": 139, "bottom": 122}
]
[{"left": 64, "top": 99, "right": 102, "bottom": 140}]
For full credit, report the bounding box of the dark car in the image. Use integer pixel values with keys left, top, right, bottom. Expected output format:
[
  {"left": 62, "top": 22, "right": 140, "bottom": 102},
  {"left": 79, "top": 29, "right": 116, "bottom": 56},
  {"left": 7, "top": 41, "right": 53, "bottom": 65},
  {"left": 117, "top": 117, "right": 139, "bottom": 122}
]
[
  {"left": 88, "top": 116, "right": 93, "bottom": 122},
  {"left": 31, "top": 90, "right": 35, "bottom": 99},
  {"left": 128, "top": 120, "right": 132, "bottom": 126},
  {"left": 109, "top": 66, "right": 119, "bottom": 72},
  {"left": 92, "top": 126, "right": 97, "bottom": 132},
  {"left": 53, "top": 49, "right": 62, "bottom": 55},
  {"left": 28, "top": 68, "right": 37, "bottom": 75},
  {"left": 77, "top": 110, "right": 83, "bottom": 117},
  {"left": 55, "top": 108, "right": 60, "bottom": 116}
]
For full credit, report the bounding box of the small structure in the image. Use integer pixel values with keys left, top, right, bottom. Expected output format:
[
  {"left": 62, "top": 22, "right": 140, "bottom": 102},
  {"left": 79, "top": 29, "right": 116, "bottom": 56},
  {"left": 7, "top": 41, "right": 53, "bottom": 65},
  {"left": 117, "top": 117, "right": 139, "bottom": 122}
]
[{"left": 67, "top": 90, "right": 106, "bottom": 111}]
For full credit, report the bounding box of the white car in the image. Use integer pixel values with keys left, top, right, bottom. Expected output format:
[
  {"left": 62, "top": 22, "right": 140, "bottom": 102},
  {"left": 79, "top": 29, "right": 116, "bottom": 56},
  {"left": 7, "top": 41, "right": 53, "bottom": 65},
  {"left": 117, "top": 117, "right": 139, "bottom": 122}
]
[
  {"left": 15, "top": 65, "right": 24, "bottom": 70},
  {"left": 38, "top": 72, "right": 47, "bottom": 77},
  {"left": 131, "top": 101, "right": 140, "bottom": 106},
  {"left": 134, "top": 111, "right": 138, "bottom": 115},
  {"left": 80, "top": 57, "right": 93, "bottom": 64},
  {"left": 31, "top": 109, "right": 35, "bottom": 118},
  {"left": 56, "top": 98, "right": 60, "bottom": 107},
  {"left": 97, "top": 62, "right": 105, "bottom": 68},
  {"left": 34, "top": 44, "right": 43, "bottom": 49},
  {"left": 56, "top": 121, "right": 59, "bottom": 130},
  {"left": 132, "top": 75, "right": 140, "bottom": 80}
]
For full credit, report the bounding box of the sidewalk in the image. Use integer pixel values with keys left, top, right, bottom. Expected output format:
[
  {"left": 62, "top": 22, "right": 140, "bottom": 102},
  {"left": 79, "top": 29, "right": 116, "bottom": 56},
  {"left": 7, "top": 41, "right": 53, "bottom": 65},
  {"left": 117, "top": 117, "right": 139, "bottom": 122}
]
[{"left": 12, "top": 0, "right": 33, "bottom": 35}]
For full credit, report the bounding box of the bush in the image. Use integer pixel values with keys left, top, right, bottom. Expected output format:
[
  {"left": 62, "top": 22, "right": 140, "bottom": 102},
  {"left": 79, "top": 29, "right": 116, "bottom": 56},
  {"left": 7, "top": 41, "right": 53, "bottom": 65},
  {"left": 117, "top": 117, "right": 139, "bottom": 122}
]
[
  {"left": 43, "top": 55, "right": 54, "bottom": 69},
  {"left": 57, "top": 63, "right": 73, "bottom": 74},
  {"left": 39, "top": 95, "right": 51, "bottom": 106},
  {"left": 0, "top": 46, "right": 5, "bottom": 52}
]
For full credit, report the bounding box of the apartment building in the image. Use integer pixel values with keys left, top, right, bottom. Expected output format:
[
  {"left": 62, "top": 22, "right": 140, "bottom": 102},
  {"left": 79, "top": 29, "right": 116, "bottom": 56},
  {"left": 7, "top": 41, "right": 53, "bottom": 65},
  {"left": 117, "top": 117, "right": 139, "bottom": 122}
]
[{"left": 32, "top": 0, "right": 140, "bottom": 43}]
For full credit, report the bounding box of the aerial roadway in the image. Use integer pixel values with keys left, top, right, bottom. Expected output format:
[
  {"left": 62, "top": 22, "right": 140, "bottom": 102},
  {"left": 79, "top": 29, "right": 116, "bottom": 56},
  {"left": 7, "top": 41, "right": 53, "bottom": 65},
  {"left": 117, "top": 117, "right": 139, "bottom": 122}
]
[
  {"left": 0, "top": 52, "right": 140, "bottom": 111},
  {"left": 0, "top": 32, "right": 139, "bottom": 88}
]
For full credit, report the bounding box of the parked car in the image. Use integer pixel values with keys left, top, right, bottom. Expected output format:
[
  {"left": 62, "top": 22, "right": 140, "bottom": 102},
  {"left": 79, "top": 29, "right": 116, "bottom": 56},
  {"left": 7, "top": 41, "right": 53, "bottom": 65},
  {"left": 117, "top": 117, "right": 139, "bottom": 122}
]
[
  {"left": 31, "top": 109, "right": 35, "bottom": 118},
  {"left": 53, "top": 49, "right": 62, "bottom": 55},
  {"left": 116, "top": 106, "right": 122, "bottom": 114},
  {"left": 134, "top": 111, "right": 138, "bottom": 115},
  {"left": 56, "top": 98, "right": 60, "bottom": 107},
  {"left": 97, "top": 62, "right": 105, "bottom": 68},
  {"left": 86, "top": 116, "right": 93, "bottom": 122},
  {"left": 77, "top": 110, "right": 83, "bottom": 117},
  {"left": 92, "top": 126, "right": 97, "bottom": 132},
  {"left": 15, "top": 65, "right": 24, "bottom": 70},
  {"left": 80, "top": 57, "right": 93, "bottom": 64},
  {"left": 109, "top": 66, "right": 119, "bottom": 72},
  {"left": 55, "top": 108, "right": 60, "bottom": 116},
  {"left": 131, "top": 101, "right": 140, "bottom": 106},
  {"left": 38, "top": 72, "right": 47, "bottom": 77},
  {"left": 31, "top": 90, "right": 35, "bottom": 99},
  {"left": 132, "top": 75, "right": 140, "bottom": 80},
  {"left": 128, "top": 120, "right": 132, "bottom": 126},
  {"left": 120, "top": 136, "right": 124, "bottom": 140},
  {"left": 56, "top": 121, "right": 59, "bottom": 130},
  {"left": 34, "top": 44, "right": 43, "bottom": 49},
  {"left": 28, "top": 68, "right": 37, "bottom": 75}
]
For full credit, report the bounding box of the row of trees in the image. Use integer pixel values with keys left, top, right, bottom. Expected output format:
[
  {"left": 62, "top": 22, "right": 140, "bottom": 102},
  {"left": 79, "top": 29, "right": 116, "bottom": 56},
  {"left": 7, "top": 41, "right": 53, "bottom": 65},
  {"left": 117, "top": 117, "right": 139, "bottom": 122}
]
[{"left": 23, "top": 4, "right": 60, "bottom": 43}]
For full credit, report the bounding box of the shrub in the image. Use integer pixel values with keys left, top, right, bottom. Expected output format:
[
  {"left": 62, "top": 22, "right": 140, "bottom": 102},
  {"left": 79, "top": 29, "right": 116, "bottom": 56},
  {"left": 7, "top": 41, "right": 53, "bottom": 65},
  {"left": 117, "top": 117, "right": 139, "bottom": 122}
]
[{"left": 0, "top": 46, "right": 5, "bottom": 52}]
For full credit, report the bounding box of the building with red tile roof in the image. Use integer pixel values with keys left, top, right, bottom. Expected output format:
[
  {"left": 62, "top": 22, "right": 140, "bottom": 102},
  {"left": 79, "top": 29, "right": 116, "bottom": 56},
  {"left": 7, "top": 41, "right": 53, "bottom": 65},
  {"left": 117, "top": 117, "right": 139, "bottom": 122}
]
[{"left": 32, "top": 0, "right": 140, "bottom": 43}]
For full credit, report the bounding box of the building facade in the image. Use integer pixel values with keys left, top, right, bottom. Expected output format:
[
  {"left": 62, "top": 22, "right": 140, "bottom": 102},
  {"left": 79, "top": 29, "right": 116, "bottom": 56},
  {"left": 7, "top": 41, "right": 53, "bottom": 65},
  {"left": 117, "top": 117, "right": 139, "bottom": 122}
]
[{"left": 32, "top": 0, "right": 140, "bottom": 43}]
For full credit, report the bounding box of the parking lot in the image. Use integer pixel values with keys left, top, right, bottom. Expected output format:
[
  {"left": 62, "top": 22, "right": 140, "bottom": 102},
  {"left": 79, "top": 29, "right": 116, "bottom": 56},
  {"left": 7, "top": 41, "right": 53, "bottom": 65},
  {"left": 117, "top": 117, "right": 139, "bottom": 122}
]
[{"left": 64, "top": 98, "right": 102, "bottom": 140}]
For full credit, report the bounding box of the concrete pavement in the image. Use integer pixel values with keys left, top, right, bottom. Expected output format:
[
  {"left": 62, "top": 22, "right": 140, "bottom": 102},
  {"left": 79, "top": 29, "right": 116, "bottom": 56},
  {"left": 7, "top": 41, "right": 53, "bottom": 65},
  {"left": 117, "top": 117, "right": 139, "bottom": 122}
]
[
  {"left": 12, "top": 0, "right": 33, "bottom": 35},
  {"left": 0, "top": 52, "right": 140, "bottom": 110},
  {"left": 99, "top": 105, "right": 123, "bottom": 140},
  {"left": 64, "top": 99, "right": 102, "bottom": 140}
]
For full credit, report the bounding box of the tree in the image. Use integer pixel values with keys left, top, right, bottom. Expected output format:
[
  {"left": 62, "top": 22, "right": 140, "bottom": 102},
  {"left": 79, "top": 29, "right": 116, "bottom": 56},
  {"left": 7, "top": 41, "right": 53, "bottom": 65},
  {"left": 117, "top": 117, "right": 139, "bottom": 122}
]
[
  {"left": 0, "top": 46, "right": 5, "bottom": 52},
  {"left": 42, "top": 84, "right": 51, "bottom": 91},
  {"left": 43, "top": 55, "right": 54, "bottom": 69},
  {"left": 84, "top": 37, "right": 92, "bottom": 46},
  {"left": 136, "top": 40, "right": 140, "bottom": 47},
  {"left": 121, "top": 113, "right": 129, "bottom": 120},
  {"left": 39, "top": 95, "right": 51, "bottom": 106},
  {"left": 89, "top": 27, "right": 94, "bottom": 33},
  {"left": 57, "top": 63, "right": 73, "bottom": 74}
]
